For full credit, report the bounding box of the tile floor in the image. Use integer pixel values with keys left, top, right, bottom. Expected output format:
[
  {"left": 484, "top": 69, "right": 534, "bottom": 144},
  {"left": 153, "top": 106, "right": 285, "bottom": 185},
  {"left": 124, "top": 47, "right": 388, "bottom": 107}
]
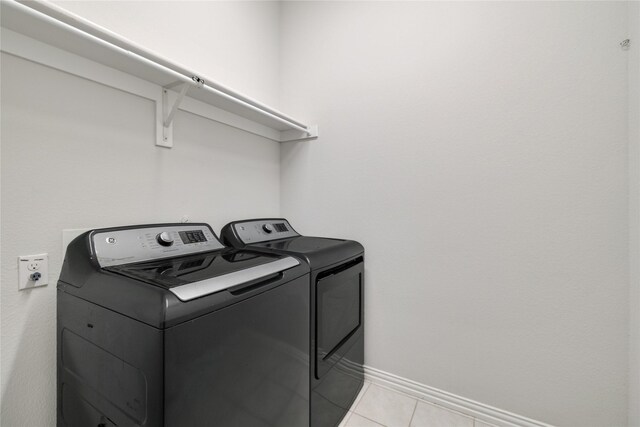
[{"left": 338, "top": 381, "right": 496, "bottom": 427}]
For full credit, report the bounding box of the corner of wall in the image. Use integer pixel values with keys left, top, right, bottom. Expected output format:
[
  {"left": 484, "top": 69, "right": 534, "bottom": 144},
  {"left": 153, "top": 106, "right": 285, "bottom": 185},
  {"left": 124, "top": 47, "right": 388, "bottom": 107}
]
[{"left": 629, "top": 1, "right": 640, "bottom": 426}]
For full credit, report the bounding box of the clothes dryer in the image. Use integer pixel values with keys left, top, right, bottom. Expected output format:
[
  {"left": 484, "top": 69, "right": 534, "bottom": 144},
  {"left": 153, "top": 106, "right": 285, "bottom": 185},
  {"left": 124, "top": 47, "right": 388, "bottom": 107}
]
[{"left": 221, "top": 218, "right": 365, "bottom": 427}]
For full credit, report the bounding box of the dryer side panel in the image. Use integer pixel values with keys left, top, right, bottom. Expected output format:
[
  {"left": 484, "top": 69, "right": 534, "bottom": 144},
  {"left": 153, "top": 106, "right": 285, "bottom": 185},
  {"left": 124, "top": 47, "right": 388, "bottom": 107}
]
[{"left": 57, "top": 290, "right": 164, "bottom": 427}]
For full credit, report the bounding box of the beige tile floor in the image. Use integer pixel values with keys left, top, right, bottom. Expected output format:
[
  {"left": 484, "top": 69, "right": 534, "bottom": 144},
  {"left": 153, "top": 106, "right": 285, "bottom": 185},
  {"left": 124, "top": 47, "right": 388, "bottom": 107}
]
[{"left": 338, "top": 382, "right": 497, "bottom": 427}]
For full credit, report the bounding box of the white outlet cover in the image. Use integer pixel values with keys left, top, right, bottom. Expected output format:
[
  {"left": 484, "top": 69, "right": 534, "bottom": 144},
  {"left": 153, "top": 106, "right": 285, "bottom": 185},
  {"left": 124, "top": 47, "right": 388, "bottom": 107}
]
[{"left": 18, "top": 253, "right": 48, "bottom": 290}]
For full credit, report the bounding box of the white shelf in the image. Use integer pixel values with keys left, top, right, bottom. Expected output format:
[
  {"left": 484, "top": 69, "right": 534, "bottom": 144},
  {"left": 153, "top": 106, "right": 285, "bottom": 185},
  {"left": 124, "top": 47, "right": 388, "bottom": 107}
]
[{"left": 0, "top": 0, "right": 318, "bottom": 146}]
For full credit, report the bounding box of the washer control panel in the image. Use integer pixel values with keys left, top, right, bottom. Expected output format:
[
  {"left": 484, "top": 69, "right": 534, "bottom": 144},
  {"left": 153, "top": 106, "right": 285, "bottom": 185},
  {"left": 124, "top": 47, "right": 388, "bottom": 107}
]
[
  {"left": 92, "top": 224, "right": 224, "bottom": 267},
  {"left": 231, "top": 219, "right": 299, "bottom": 244}
]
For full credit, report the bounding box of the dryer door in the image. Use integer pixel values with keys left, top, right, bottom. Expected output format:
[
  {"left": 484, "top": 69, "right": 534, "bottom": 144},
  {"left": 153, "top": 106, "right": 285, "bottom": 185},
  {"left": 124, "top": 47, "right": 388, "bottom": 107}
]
[{"left": 315, "top": 257, "right": 364, "bottom": 379}]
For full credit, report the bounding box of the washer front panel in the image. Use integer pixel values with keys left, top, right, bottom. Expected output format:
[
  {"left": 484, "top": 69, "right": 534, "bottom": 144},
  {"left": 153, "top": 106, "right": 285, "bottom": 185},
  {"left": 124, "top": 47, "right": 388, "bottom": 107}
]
[{"left": 92, "top": 225, "right": 224, "bottom": 267}]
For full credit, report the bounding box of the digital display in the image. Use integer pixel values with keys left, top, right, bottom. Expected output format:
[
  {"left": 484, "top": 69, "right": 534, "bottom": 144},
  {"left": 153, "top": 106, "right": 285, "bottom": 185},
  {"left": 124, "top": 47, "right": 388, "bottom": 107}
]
[
  {"left": 274, "top": 223, "right": 288, "bottom": 232},
  {"left": 179, "top": 230, "right": 208, "bottom": 244}
]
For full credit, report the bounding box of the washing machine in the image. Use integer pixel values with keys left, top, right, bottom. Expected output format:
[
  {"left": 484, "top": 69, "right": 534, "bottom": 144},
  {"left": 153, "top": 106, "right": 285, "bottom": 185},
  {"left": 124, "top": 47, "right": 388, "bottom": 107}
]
[
  {"left": 221, "top": 218, "right": 365, "bottom": 427},
  {"left": 57, "top": 223, "right": 310, "bottom": 427}
]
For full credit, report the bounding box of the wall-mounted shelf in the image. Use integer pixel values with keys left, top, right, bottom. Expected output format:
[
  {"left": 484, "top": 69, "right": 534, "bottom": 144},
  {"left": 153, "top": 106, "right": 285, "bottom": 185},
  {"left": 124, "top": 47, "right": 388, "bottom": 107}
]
[{"left": 0, "top": 0, "right": 318, "bottom": 147}]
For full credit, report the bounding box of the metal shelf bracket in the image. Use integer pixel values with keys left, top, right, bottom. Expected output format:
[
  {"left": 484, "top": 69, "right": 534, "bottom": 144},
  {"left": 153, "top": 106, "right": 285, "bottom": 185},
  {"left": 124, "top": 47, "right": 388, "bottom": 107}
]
[{"left": 157, "top": 76, "right": 204, "bottom": 148}]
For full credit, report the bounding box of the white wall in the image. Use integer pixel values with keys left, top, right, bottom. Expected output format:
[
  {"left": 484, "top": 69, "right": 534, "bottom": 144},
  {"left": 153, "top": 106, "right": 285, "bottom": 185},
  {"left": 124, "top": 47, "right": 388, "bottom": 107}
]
[
  {"left": 628, "top": 2, "right": 640, "bottom": 426},
  {"left": 51, "top": 0, "right": 282, "bottom": 108},
  {"left": 280, "top": 2, "right": 630, "bottom": 426},
  {"left": 2, "top": 2, "right": 636, "bottom": 426},
  {"left": 0, "top": 2, "right": 281, "bottom": 426}
]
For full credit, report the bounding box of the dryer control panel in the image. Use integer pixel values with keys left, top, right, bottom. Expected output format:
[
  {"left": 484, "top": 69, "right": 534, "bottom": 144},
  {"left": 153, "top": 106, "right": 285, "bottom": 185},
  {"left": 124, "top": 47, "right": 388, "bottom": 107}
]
[
  {"left": 92, "top": 224, "right": 224, "bottom": 267},
  {"left": 227, "top": 219, "right": 299, "bottom": 244}
]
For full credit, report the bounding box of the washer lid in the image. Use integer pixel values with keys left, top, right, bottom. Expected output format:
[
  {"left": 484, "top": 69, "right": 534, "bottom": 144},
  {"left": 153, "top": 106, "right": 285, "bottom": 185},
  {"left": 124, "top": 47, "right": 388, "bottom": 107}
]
[{"left": 106, "top": 249, "right": 299, "bottom": 301}]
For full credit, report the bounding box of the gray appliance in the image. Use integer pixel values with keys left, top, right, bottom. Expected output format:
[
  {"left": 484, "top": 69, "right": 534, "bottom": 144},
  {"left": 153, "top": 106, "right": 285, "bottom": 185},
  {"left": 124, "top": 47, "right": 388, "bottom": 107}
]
[
  {"left": 57, "top": 223, "right": 310, "bottom": 427},
  {"left": 221, "top": 218, "right": 364, "bottom": 427}
]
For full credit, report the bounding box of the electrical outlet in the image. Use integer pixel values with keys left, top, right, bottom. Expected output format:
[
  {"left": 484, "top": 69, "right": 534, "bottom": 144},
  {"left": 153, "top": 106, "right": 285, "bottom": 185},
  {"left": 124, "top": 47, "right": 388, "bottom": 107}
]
[{"left": 18, "top": 253, "right": 48, "bottom": 290}]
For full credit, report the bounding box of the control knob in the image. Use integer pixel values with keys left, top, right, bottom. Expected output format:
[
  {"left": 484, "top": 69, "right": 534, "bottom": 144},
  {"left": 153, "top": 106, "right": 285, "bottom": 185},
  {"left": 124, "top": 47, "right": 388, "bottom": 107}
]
[
  {"left": 156, "top": 231, "right": 174, "bottom": 247},
  {"left": 262, "top": 224, "right": 275, "bottom": 234}
]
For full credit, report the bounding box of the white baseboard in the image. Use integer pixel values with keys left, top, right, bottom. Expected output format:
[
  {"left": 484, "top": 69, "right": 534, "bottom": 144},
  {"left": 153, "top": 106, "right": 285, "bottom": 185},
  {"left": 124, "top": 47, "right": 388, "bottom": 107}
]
[{"left": 363, "top": 365, "right": 554, "bottom": 427}]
